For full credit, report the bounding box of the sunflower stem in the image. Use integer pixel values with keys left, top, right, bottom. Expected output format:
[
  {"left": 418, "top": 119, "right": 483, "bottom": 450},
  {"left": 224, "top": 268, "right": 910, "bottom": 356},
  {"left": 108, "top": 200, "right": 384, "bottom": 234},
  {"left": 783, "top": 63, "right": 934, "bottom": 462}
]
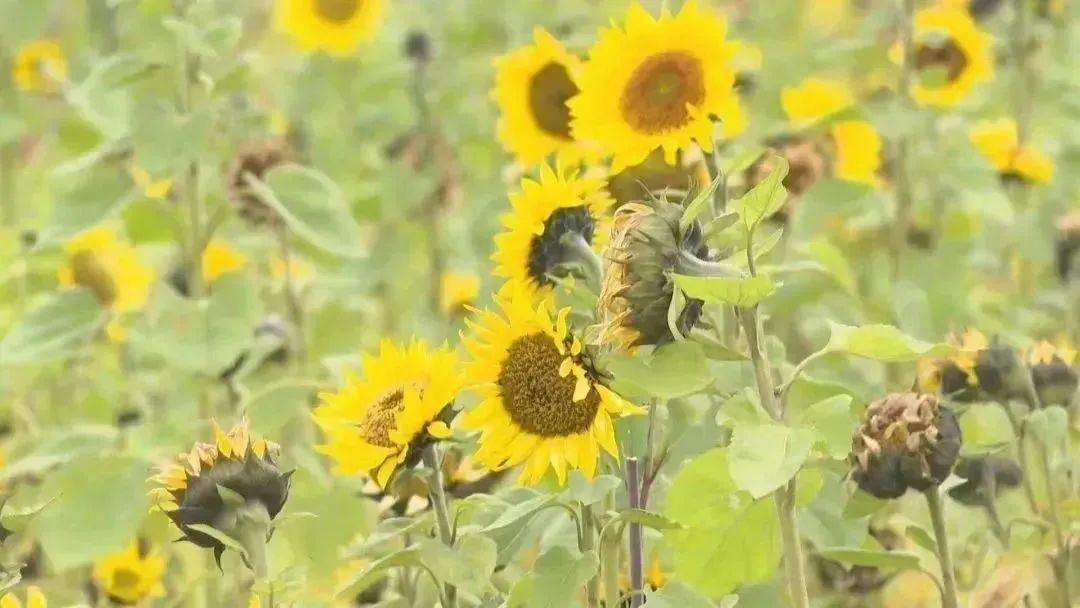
[
  {"left": 999, "top": 400, "right": 1041, "bottom": 517},
  {"left": 581, "top": 504, "right": 600, "bottom": 608},
  {"left": 624, "top": 457, "right": 644, "bottom": 608},
  {"left": 560, "top": 231, "right": 604, "bottom": 290},
  {"left": 673, "top": 249, "right": 741, "bottom": 278},
  {"left": 602, "top": 494, "right": 621, "bottom": 608},
  {"left": 232, "top": 502, "right": 273, "bottom": 607},
  {"left": 923, "top": 487, "right": 960, "bottom": 608},
  {"left": 423, "top": 445, "right": 459, "bottom": 608}
]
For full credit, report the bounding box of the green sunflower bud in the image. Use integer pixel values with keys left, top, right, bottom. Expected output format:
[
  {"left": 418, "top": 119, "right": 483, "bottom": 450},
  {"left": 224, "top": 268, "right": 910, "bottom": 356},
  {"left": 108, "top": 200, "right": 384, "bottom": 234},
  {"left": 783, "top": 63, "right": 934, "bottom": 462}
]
[
  {"left": 597, "top": 199, "right": 709, "bottom": 349},
  {"left": 947, "top": 456, "right": 1023, "bottom": 507},
  {"left": 850, "top": 393, "right": 962, "bottom": 500},
  {"left": 1025, "top": 340, "right": 1079, "bottom": 407}
]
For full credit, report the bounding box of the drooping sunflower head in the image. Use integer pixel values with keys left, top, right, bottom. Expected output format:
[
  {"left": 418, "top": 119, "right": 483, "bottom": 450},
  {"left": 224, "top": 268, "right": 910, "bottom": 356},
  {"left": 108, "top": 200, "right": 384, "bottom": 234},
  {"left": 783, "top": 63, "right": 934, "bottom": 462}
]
[
  {"left": 947, "top": 455, "right": 1023, "bottom": 507},
  {"left": 597, "top": 199, "right": 709, "bottom": 349},
  {"left": 492, "top": 163, "right": 612, "bottom": 297},
  {"left": 1055, "top": 211, "right": 1080, "bottom": 283},
  {"left": 969, "top": 119, "right": 1054, "bottom": 185},
  {"left": 493, "top": 27, "right": 597, "bottom": 167},
  {"left": 460, "top": 285, "right": 643, "bottom": 485},
  {"left": 225, "top": 140, "right": 294, "bottom": 228},
  {"left": 202, "top": 239, "right": 248, "bottom": 285},
  {"left": 781, "top": 77, "right": 853, "bottom": 126},
  {"left": 849, "top": 392, "right": 962, "bottom": 499},
  {"left": 897, "top": 6, "right": 993, "bottom": 107},
  {"left": 605, "top": 145, "right": 712, "bottom": 207},
  {"left": 92, "top": 540, "right": 166, "bottom": 606},
  {"left": 916, "top": 329, "right": 987, "bottom": 400},
  {"left": 0, "top": 587, "right": 46, "bottom": 608},
  {"left": 58, "top": 226, "right": 155, "bottom": 314},
  {"left": 1024, "top": 339, "right": 1078, "bottom": 407},
  {"left": 149, "top": 419, "right": 292, "bottom": 563},
  {"left": 440, "top": 271, "right": 481, "bottom": 316},
  {"left": 275, "top": 0, "right": 385, "bottom": 55},
  {"left": 12, "top": 38, "right": 67, "bottom": 93},
  {"left": 569, "top": 1, "right": 739, "bottom": 172},
  {"left": 314, "top": 340, "right": 460, "bottom": 488}
]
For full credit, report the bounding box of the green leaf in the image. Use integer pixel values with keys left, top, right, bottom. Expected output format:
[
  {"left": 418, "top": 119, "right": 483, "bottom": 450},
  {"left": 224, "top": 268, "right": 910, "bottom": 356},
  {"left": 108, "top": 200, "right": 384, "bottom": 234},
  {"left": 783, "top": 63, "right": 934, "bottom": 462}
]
[
  {"left": 419, "top": 533, "right": 497, "bottom": 594},
  {"left": 562, "top": 473, "right": 622, "bottom": 507},
  {"left": 904, "top": 524, "right": 937, "bottom": 554},
  {"left": 482, "top": 492, "right": 558, "bottom": 563},
  {"left": 959, "top": 405, "right": 1016, "bottom": 457},
  {"left": 615, "top": 509, "right": 685, "bottom": 531},
  {"left": 186, "top": 524, "right": 248, "bottom": 559},
  {"left": 335, "top": 548, "right": 421, "bottom": 598},
  {"left": 808, "top": 239, "right": 857, "bottom": 296},
  {"left": 35, "top": 455, "right": 150, "bottom": 569},
  {"left": 244, "top": 379, "right": 317, "bottom": 436},
  {"left": 0, "top": 496, "right": 57, "bottom": 534},
  {"left": 718, "top": 145, "right": 766, "bottom": 176},
  {"left": 732, "top": 156, "right": 788, "bottom": 231},
  {"left": 606, "top": 341, "right": 712, "bottom": 400},
  {"left": 680, "top": 174, "right": 723, "bottom": 232},
  {"left": 803, "top": 395, "right": 856, "bottom": 459},
  {"left": 1027, "top": 406, "right": 1068, "bottom": 450},
  {"left": 823, "top": 321, "right": 952, "bottom": 362},
  {"left": 643, "top": 580, "right": 718, "bottom": 608},
  {"left": 729, "top": 424, "right": 815, "bottom": 498},
  {"left": 0, "top": 425, "right": 118, "bottom": 483},
  {"left": 246, "top": 165, "right": 365, "bottom": 257},
  {"left": 67, "top": 55, "right": 156, "bottom": 136},
  {"left": 528, "top": 546, "right": 598, "bottom": 608},
  {"left": 665, "top": 448, "right": 780, "bottom": 597},
  {"left": 672, "top": 274, "right": 776, "bottom": 307},
  {"left": 131, "top": 104, "right": 212, "bottom": 176},
  {"left": 816, "top": 548, "right": 921, "bottom": 569},
  {"left": 0, "top": 289, "right": 105, "bottom": 365},
  {"left": 43, "top": 169, "right": 135, "bottom": 243}
]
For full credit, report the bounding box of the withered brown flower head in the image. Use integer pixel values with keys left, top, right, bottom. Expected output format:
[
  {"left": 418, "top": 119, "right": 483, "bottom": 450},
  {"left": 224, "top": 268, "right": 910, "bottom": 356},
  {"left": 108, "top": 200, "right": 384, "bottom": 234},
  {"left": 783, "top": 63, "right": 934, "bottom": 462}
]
[
  {"left": 225, "top": 140, "right": 294, "bottom": 228},
  {"left": 745, "top": 136, "right": 826, "bottom": 223},
  {"left": 849, "top": 392, "right": 961, "bottom": 499}
]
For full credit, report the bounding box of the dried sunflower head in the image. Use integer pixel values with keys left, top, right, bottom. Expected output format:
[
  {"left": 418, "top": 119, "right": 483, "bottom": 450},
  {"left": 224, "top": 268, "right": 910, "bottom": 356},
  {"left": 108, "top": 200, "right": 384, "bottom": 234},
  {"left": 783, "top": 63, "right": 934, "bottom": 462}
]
[
  {"left": 947, "top": 455, "right": 1023, "bottom": 507},
  {"left": 849, "top": 393, "right": 962, "bottom": 499},
  {"left": 1024, "top": 340, "right": 1078, "bottom": 407},
  {"left": 744, "top": 136, "right": 826, "bottom": 223}
]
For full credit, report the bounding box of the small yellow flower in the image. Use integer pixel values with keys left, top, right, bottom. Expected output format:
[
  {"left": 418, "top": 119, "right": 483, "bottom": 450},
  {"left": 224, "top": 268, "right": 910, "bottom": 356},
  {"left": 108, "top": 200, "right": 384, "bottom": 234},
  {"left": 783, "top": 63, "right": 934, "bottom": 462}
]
[
  {"left": 831, "top": 120, "right": 883, "bottom": 186},
  {"left": 440, "top": 272, "right": 480, "bottom": 315},
  {"left": 0, "top": 586, "right": 46, "bottom": 608},
  {"left": 58, "top": 226, "right": 155, "bottom": 332},
  {"left": 970, "top": 118, "right": 1054, "bottom": 184},
  {"left": 781, "top": 77, "right": 854, "bottom": 125},
  {"left": 93, "top": 541, "right": 166, "bottom": 605},
  {"left": 891, "top": 6, "right": 993, "bottom": 107},
  {"left": 128, "top": 164, "right": 173, "bottom": 200},
  {"left": 275, "top": 0, "right": 385, "bottom": 55},
  {"left": 12, "top": 39, "right": 67, "bottom": 93},
  {"left": 202, "top": 240, "right": 248, "bottom": 283}
]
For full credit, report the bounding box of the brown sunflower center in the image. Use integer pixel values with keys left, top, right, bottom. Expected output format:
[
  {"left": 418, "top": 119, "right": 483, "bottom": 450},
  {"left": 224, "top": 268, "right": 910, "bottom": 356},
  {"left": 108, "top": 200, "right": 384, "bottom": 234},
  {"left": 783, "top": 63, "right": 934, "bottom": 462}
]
[
  {"left": 70, "top": 250, "right": 118, "bottom": 307},
  {"left": 359, "top": 387, "right": 412, "bottom": 447},
  {"left": 620, "top": 51, "right": 706, "bottom": 135},
  {"left": 528, "top": 62, "right": 577, "bottom": 140},
  {"left": 497, "top": 332, "right": 601, "bottom": 437},
  {"left": 914, "top": 38, "right": 968, "bottom": 84},
  {"left": 112, "top": 567, "right": 141, "bottom": 591},
  {"left": 314, "top": 0, "right": 361, "bottom": 23}
]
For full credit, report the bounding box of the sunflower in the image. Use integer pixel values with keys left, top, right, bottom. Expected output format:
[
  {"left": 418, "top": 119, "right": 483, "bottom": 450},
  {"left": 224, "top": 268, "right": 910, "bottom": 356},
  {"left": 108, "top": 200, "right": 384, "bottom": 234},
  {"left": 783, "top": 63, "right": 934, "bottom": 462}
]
[
  {"left": 314, "top": 340, "right": 460, "bottom": 488},
  {"left": 460, "top": 285, "right": 642, "bottom": 485},
  {"left": 440, "top": 271, "right": 480, "bottom": 315},
  {"left": 605, "top": 145, "right": 712, "bottom": 207},
  {"left": 149, "top": 419, "right": 292, "bottom": 564},
  {"left": 202, "top": 240, "right": 248, "bottom": 284},
  {"left": 493, "top": 27, "right": 598, "bottom": 167},
  {"left": 0, "top": 588, "right": 46, "bottom": 608},
  {"left": 11, "top": 39, "right": 67, "bottom": 93},
  {"left": 917, "top": 329, "right": 986, "bottom": 398},
  {"left": 492, "top": 163, "right": 612, "bottom": 298},
  {"left": 969, "top": 118, "right": 1054, "bottom": 185},
  {"left": 569, "top": 1, "right": 739, "bottom": 172},
  {"left": 93, "top": 541, "right": 166, "bottom": 605},
  {"left": 893, "top": 6, "right": 993, "bottom": 107},
  {"left": 275, "top": 0, "right": 385, "bottom": 55},
  {"left": 58, "top": 225, "right": 155, "bottom": 341}
]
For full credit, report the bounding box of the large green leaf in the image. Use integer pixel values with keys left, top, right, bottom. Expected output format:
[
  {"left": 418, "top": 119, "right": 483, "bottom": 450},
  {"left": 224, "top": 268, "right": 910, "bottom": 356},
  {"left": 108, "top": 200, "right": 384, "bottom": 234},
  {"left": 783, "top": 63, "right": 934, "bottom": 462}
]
[
  {"left": 808, "top": 239, "right": 857, "bottom": 297},
  {"left": 527, "top": 546, "right": 598, "bottom": 608},
  {"left": 729, "top": 424, "right": 814, "bottom": 499},
  {"left": 665, "top": 448, "right": 780, "bottom": 597},
  {"left": 802, "top": 395, "right": 857, "bottom": 460},
  {"left": 43, "top": 169, "right": 135, "bottom": 243},
  {"left": 823, "top": 321, "right": 951, "bottom": 362},
  {"left": 246, "top": 164, "right": 365, "bottom": 257},
  {"left": 642, "top": 581, "right": 720, "bottom": 608},
  {"left": 672, "top": 274, "right": 776, "bottom": 308},
  {"left": 130, "top": 104, "right": 212, "bottom": 176},
  {"left": 732, "top": 156, "right": 789, "bottom": 231},
  {"left": 606, "top": 341, "right": 712, "bottom": 400},
  {"left": 816, "top": 548, "right": 921, "bottom": 569},
  {"left": 419, "top": 533, "right": 497, "bottom": 595},
  {"left": 335, "top": 548, "right": 421, "bottom": 598},
  {"left": 0, "top": 289, "right": 105, "bottom": 365},
  {"left": 34, "top": 455, "right": 150, "bottom": 569}
]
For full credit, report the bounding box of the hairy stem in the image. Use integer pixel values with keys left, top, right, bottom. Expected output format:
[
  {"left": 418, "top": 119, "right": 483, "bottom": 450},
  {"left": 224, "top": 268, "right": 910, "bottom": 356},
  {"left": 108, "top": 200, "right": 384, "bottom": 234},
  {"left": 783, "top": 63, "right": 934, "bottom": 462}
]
[
  {"left": 423, "top": 445, "right": 458, "bottom": 608},
  {"left": 924, "top": 487, "right": 960, "bottom": 608}
]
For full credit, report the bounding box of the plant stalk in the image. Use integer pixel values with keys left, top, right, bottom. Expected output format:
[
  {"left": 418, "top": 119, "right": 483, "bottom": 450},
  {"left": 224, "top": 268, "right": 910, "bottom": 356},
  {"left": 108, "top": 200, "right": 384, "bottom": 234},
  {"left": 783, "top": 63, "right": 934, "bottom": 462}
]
[
  {"left": 423, "top": 445, "right": 458, "bottom": 608},
  {"left": 1000, "top": 400, "right": 1041, "bottom": 516},
  {"left": 625, "top": 457, "right": 644, "bottom": 608},
  {"left": 582, "top": 504, "right": 600, "bottom": 608},
  {"left": 602, "top": 494, "right": 621, "bottom": 608},
  {"left": 924, "top": 487, "right": 960, "bottom": 608}
]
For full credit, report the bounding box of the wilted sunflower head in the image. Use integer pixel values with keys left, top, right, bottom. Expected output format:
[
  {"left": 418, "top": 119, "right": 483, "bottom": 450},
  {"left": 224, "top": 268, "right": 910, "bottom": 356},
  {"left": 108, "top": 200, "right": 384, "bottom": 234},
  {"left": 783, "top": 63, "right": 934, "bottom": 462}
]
[
  {"left": 849, "top": 392, "right": 962, "bottom": 499},
  {"left": 1055, "top": 211, "right": 1080, "bottom": 283},
  {"left": 92, "top": 540, "right": 166, "bottom": 606},
  {"left": 597, "top": 199, "right": 708, "bottom": 349},
  {"left": 1024, "top": 340, "right": 1078, "bottom": 407},
  {"left": 896, "top": 5, "right": 993, "bottom": 107},
  {"left": 605, "top": 146, "right": 712, "bottom": 207},
  {"left": 314, "top": 340, "right": 460, "bottom": 488},
  {"left": 492, "top": 163, "right": 612, "bottom": 297},
  {"left": 225, "top": 140, "right": 294, "bottom": 228},
  {"left": 745, "top": 137, "right": 825, "bottom": 221},
  {"left": 149, "top": 419, "right": 292, "bottom": 564},
  {"left": 947, "top": 455, "right": 1023, "bottom": 507}
]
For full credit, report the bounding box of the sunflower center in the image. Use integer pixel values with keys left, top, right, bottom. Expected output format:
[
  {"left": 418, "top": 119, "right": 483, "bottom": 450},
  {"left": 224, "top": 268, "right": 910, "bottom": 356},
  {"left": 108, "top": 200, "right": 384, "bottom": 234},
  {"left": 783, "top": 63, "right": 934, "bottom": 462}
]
[
  {"left": 620, "top": 51, "right": 705, "bottom": 134},
  {"left": 70, "top": 250, "right": 118, "bottom": 307},
  {"left": 526, "top": 206, "right": 596, "bottom": 286},
  {"left": 359, "top": 388, "right": 411, "bottom": 448},
  {"left": 314, "top": 0, "right": 361, "bottom": 23},
  {"left": 528, "top": 62, "right": 577, "bottom": 140},
  {"left": 497, "top": 333, "right": 601, "bottom": 437},
  {"left": 914, "top": 38, "right": 968, "bottom": 84},
  {"left": 112, "top": 567, "right": 141, "bottom": 591}
]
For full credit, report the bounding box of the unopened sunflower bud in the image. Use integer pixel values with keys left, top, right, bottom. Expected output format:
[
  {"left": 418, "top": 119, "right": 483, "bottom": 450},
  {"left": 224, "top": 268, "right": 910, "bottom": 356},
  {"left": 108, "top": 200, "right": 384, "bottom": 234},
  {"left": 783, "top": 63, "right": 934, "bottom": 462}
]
[
  {"left": 149, "top": 420, "right": 292, "bottom": 566},
  {"left": 1055, "top": 211, "right": 1080, "bottom": 283},
  {"left": 850, "top": 393, "right": 961, "bottom": 499},
  {"left": 947, "top": 456, "right": 1023, "bottom": 507},
  {"left": 598, "top": 199, "right": 708, "bottom": 349},
  {"left": 225, "top": 141, "right": 293, "bottom": 228},
  {"left": 1025, "top": 340, "right": 1079, "bottom": 406}
]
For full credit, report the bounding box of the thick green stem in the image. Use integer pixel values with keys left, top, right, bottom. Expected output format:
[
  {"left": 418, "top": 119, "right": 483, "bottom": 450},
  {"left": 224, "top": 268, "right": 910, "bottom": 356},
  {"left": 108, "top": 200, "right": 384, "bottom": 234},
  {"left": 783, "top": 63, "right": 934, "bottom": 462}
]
[
  {"left": 924, "top": 487, "right": 960, "bottom": 608},
  {"left": 674, "top": 249, "right": 740, "bottom": 278},
  {"left": 423, "top": 445, "right": 458, "bottom": 608},
  {"left": 232, "top": 502, "right": 273, "bottom": 608},
  {"left": 559, "top": 231, "right": 604, "bottom": 290},
  {"left": 1000, "top": 400, "right": 1041, "bottom": 516},
  {"left": 582, "top": 505, "right": 600, "bottom": 608},
  {"left": 602, "top": 494, "right": 621, "bottom": 608}
]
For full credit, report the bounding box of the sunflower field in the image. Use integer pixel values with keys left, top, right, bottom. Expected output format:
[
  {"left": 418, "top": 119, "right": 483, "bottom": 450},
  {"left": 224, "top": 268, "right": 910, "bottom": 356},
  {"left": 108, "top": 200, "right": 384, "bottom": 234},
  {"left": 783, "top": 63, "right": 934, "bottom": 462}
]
[{"left": 1, "top": 0, "right": 1080, "bottom": 606}]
